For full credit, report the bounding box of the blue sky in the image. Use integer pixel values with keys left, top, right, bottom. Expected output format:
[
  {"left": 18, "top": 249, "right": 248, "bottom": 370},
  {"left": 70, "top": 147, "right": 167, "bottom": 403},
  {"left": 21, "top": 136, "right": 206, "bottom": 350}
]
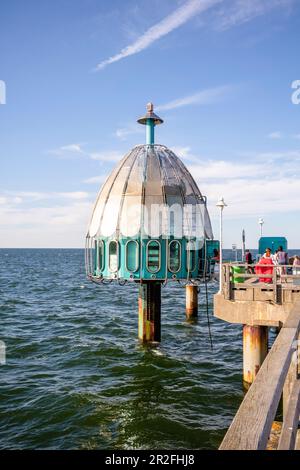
[{"left": 0, "top": 0, "right": 300, "bottom": 248}]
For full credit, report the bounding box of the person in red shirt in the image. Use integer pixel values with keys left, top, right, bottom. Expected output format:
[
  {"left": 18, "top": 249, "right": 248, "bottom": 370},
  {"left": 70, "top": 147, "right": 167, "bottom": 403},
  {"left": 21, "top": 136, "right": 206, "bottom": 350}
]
[{"left": 255, "top": 248, "right": 274, "bottom": 283}]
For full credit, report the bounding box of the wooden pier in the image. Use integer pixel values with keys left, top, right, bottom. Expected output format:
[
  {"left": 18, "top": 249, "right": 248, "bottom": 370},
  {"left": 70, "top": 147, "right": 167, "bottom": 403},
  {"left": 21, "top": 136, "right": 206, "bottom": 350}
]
[{"left": 214, "top": 264, "right": 300, "bottom": 450}]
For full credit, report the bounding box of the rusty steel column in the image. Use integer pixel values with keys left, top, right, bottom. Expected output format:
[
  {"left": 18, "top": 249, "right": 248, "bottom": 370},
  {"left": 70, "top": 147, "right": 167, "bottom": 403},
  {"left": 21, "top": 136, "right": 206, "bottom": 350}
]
[
  {"left": 243, "top": 325, "right": 268, "bottom": 386},
  {"left": 138, "top": 281, "right": 161, "bottom": 342},
  {"left": 186, "top": 285, "right": 198, "bottom": 319}
]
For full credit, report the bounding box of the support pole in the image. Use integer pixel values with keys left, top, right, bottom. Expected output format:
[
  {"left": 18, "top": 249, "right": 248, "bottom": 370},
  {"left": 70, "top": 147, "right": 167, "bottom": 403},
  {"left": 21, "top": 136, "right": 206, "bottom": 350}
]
[
  {"left": 138, "top": 281, "right": 161, "bottom": 342},
  {"left": 146, "top": 118, "right": 155, "bottom": 145},
  {"left": 243, "top": 325, "right": 268, "bottom": 386},
  {"left": 186, "top": 285, "right": 198, "bottom": 319}
]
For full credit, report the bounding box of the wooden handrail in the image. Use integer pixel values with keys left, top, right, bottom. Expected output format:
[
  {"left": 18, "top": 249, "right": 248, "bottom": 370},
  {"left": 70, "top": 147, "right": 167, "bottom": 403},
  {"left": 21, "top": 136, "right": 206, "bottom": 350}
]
[
  {"left": 219, "top": 302, "right": 300, "bottom": 450},
  {"left": 222, "top": 262, "right": 300, "bottom": 269}
]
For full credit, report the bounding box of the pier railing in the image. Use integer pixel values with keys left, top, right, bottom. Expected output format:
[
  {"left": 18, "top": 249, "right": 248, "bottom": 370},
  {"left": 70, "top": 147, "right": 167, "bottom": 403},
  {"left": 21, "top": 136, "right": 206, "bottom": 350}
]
[
  {"left": 219, "top": 301, "right": 300, "bottom": 450},
  {"left": 222, "top": 263, "right": 300, "bottom": 304}
]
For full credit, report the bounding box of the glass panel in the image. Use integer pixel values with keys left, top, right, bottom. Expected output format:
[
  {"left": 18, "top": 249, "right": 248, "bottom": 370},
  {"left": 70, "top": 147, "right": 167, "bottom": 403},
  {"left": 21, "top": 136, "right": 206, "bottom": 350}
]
[
  {"left": 100, "top": 149, "right": 138, "bottom": 237},
  {"left": 143, "top": 199, "right": 166, "bottom": 238},
  {"left": 203, "top": 204, "right": 213, "bottom": 239},
  {"left": 168, "top": 241, "right": 181, "bottom": 273},
  {"left": 120, "top": 196, "right": 142, "bottom": 237},
  {"left": 88, "top": 152, "right": 131, "bottom": 237},
  {"left": 97, "top": 240, "right": 104, "bottom": 271},
  {"left": 126, "top": 240, "right": 139, "bottom": 272},
  {"left": 89, "top": 238, "right": 95, "bottom": 274},
  {"left": 144, "top": 150, "right": 163, "bottom": 197},
  {"left": 94, "top": 240, "right": 98, "bottom": 272},
  {"left": 171, "top": 151, "right": 200, "bottom": 200},
  {"left": 146, "top": 241, "right": 160, "bottom": 273},
  {"left": 159, "top": 148, "right": 184, "bottom": 200},
  {"left": 125, "top": 147, "right": 145, "bottom": 196},
  {"left": 186, "top": 240, "right": 196, "bottom": 272},
  {"left": 109, "top": 241, "right": 119, "bottom": 272},
  {"left": 120, "top": 148, "right": 144, "bottom": 237}
]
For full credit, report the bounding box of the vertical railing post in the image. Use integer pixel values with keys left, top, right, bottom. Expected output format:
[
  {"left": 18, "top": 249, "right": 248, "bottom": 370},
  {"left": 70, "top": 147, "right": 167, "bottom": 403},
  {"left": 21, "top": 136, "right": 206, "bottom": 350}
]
[
  {"left": 273, "top": 265, "right": 278, "bottom": 304},
  {"left": 224, "top": 264, "right": 232, "bottom": 300}
]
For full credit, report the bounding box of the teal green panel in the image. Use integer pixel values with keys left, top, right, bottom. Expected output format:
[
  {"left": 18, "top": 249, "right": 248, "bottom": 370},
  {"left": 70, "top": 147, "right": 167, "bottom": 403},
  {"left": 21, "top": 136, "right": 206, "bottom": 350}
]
[{"left": 258, "top": 237, "right": 287, "bottom": 255}]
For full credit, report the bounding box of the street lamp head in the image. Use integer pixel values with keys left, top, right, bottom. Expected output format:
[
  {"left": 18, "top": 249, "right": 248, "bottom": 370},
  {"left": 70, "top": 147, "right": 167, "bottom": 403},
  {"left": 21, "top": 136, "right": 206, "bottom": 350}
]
[
  {"left": 216, "top": 196, "right": 227, "bottom": 210},
  {"left": 258, "top": 217, "right": 264, "bottom": 225}
]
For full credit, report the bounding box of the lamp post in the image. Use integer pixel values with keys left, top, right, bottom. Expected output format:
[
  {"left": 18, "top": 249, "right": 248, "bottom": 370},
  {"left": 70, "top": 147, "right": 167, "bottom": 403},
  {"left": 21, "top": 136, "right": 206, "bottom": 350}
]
[
  {"left": 242, "top": 229, "right": 245, "bottom": 262},
  {"left": 232, "top": 244, "right": 237, "bottom": 262},
  {"left": 258, "top": 217, "right": 264, "bottom": 237},
  {"left": 216, "top": 197, "right": 227, "bottom": 294}
]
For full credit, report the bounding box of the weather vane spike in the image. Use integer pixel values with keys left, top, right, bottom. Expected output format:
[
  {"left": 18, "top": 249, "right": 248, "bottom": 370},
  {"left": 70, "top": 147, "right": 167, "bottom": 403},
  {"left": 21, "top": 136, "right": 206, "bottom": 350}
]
[
  {"left": 147, "top": 102, "right": 154, "bottom": 113},
  {"left": 137, "top": 102, "right": 163, "bottom": 145}
]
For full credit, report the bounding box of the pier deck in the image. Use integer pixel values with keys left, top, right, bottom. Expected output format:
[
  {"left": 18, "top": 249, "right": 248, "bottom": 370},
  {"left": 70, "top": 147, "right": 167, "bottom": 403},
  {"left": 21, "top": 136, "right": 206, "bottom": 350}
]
[
  {"left": 219, "top": 302, "right": 300, "bottom": 450},
  {"left": 214, "top": 263, "right": 300, "bottom": 327},
  {"left": 215, "top": 264, "right": 300, "bottom": 450}
]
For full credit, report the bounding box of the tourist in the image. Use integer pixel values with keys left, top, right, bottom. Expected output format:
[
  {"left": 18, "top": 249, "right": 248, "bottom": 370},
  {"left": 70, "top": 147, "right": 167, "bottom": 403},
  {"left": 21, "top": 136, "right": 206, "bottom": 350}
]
[
  {"left": 275, "top": 246, "right": 288, "bottom": 266},
  {"left": 212, "top": 248, "right": 220, "bottom": 262},
  {"left": 245, "top": 249, "right": 253, "bottom": 264},
  {"left": 255, "top": 248, "right": 274, "bottom": 283},
  {"left": 275, "top": 245, "right": 288, "bottom": 278},
  {"left": 245, "top": 249, "right": 254, "bottom": 273},
  {"left": 293, "top": 256, "right": 300, "bottom": 285},
  {"left": 211, "top": 248, "right": 220, "bottom": 281}
]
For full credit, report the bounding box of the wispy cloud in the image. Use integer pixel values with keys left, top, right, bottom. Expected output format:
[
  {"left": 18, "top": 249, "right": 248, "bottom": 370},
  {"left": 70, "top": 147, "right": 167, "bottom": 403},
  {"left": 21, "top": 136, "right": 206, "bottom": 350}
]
[
  {"left": 83, "top": 175, "right": 107, "bottom": 185},
  {"left": 0, "top": 190, "right": 94, "bottom": 247},
  {"left": 94, "top": 0, "right": 295, "bottom": 71},
  {"left": 156, "top": 85, "right": 231, "bottom": 111},
  {"left": 48, "top": 143, "right": 125, "bottom": 163},
  {"left": 215, "top": 0, "right": 294, "bottom": 31},
  {"left": 95, "top": 0, "right": 221, "bottom": 70},
  {"left": 115, "top": 124, "right": 144, "bottom": 141},
  {"left": 185, "top": 148, "right": 300, "bottom": 220},
  {"left": 90, "top": 151, "right": 124, "bottom": 162},
  {"left": 268, "top": 131, "right": 282, "bottom": 139},
  {"left": 2, "top": 190, "right": 89, "bottom": 202},
  {"left": 170, "top": 146, "right": 206, "bottom": 163},
  {"left": 48, "top": 143, "right": 85, "bottom": 157}
]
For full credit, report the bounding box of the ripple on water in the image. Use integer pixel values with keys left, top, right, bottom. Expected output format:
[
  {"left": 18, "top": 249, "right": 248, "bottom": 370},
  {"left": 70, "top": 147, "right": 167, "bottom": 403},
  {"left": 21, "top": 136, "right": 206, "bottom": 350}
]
[{"left": 1, "top": 248, "right": 248, "bottom": 449}]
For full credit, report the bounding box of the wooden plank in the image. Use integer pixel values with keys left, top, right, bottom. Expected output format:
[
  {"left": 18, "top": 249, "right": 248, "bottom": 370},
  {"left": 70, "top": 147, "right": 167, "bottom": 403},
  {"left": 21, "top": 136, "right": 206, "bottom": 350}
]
[
  {"left": 273, "top": 268, "right": 277, "bottom": 303},
  {"left": 278, "top": 379, "right": 300, "bottom": 450},
  {"left": 219, "top": 327, "right": 298, "bottom": 450},
  {"left": 283, "top": 345, "right": 298, "bottom": 419},
  {"left": 295, "top": 429, "right": 300, "bottom": 450},
  {"left": 283, "top": 302, "right": 300, "bottom": 329}
]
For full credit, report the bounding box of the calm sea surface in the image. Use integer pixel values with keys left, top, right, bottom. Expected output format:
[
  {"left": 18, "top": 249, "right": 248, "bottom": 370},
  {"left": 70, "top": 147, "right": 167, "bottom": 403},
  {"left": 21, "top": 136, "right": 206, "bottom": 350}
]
[{"left": 2, "top": 248, "right": 296, "bottom": 450}]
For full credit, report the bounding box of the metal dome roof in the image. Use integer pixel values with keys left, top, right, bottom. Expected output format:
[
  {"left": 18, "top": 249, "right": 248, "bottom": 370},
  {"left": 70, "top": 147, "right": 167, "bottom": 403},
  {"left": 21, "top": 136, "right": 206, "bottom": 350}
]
[{"left": 88, "top": 144, "right": 213, "bottom": 240}]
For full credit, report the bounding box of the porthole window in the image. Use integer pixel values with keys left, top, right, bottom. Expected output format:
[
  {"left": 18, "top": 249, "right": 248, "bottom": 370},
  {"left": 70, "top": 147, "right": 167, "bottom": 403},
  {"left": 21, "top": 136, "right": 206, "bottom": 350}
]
[
  {"left": 186, "top": 240, "right": 196, "bottom": 272},
  {"left": 168, "top": 240, "right": 181, "bottom": 273},
  {"left": 109, "top": 241, "right": 119, "bottom": 272},
  {"left": 126, "top": 240, "right": 139, "bottom": 272},
  {"left": 146, "top": 240, "right": 161, "bottom": 273},
  {"left": 97, "top": 240, "right": 104, "bottom": 271}
]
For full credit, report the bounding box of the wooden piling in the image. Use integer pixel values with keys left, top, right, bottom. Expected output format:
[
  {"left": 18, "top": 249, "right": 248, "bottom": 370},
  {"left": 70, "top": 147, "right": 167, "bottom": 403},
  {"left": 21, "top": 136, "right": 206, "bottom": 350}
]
[
  {"left": 138, "top": 281, "right": 161, "bottom": 342},
  {"left": 243, "top": 325, "right": 268, "bottom": 386},
  {"left": 186, "top": 285, "right": 198, "bottom": 319}
]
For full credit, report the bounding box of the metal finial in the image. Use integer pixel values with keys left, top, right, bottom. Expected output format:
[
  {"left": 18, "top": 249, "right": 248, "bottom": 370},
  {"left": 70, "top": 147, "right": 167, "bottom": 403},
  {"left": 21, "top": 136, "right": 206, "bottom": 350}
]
[
  {"left": 137, "top": 103, "right": 163, "bottom": 126},
  {"left": 147, "top": 102, "right": 154, "bottom": 113}
]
